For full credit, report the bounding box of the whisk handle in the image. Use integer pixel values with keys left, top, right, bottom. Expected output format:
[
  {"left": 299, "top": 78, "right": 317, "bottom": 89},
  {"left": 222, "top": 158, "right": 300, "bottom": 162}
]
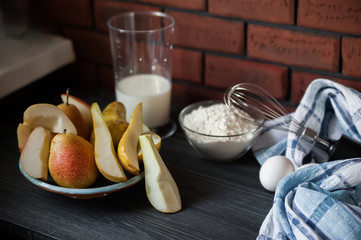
[
  {"left": 328, "top": 134, "right": 361, "bottom": 161},
  {"left": 301, "top": 127, "right": 330, "bottom": 149}
]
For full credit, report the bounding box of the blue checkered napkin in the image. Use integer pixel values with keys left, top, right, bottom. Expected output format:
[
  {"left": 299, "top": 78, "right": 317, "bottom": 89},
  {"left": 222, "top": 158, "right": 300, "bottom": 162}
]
[
  {"left": 252, "top": 78, "right": 361, "bottom": 167},
  {"left": 257, "top": 159, "right": 361, "bottom": 240},
  {"left": 253, "top": 79, "right": 361, "bottom": 239}
]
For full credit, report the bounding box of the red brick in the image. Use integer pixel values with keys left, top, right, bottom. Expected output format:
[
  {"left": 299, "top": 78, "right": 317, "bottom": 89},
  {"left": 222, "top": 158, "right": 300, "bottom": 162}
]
[
  {"left": 98, "top": 66, "right": 115, "bottom": 91},
  {"left": 172, "top": 82, "right": 224, "bottom": 108},
  {"left": 291, "top": 71, "right": 361, "bottom": 104},
  {"left": 94, "top": 0, "right": 160, "bottom": 32},
  {"left": 342, "top": 37, "right": 361, "bottom": 78},
  {"left": 73, "top": 62, "right": 99, "bottom": 87},
  {"left": 283, "top": 105, "right": 297, "bottom": 114},
  {"left": 248, "top": 25, "right": 340, "bottom": 72},
  {"left": 172, "top": 48, "right": 203, "bottom": 83},
  {"left": 168, "top": 11, "right": 244, "bottom": 54},
  {"left": 28, "top": 19, "right": 63, "bottom": 35},
  {"left": 209, "top": 0, "right": 294, "bottom": 25},
  {"left": 205, "top": 54, "right": 288, "bottom": 99},
  {"left": 64, "top": 28, "right": 112, "bottom": 65},
  {"left": 137, "top": 0, "right": 206, "bottom": 11},
  {"left": 30, "top": 0, "right": 92, "bottom": 27},
  {"left": 298, "top": 0, "right": 361, "bottom": 35}
]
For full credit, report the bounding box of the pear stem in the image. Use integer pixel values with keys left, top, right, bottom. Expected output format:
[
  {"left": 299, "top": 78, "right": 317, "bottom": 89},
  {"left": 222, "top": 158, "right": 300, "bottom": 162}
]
[{"left": 65, "top": 88, "right": 70, "bottom": 105}]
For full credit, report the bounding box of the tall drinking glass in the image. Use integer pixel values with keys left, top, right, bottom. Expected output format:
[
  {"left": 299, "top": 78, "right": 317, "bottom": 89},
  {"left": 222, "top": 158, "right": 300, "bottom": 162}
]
[{"left": 108, "top": 11, "right": 176, "bottom": 138}]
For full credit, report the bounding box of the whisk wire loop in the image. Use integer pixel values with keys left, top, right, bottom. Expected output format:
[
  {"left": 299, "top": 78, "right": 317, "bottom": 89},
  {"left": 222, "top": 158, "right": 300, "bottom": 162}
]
[{"left": 224, "top": 83, "right": 330, "bottom": 149}]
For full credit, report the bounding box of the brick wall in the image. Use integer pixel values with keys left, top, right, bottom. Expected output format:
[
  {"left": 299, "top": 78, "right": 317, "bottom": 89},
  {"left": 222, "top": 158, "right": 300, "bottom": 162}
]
[{"left": 3, "top": 0, "right": 361, "bottom": 109}]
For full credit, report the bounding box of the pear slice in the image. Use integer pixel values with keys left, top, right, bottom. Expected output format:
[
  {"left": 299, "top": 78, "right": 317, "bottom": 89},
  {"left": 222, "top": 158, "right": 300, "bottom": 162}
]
[
  {"left": 20, "top": 126, "right": 51, "bottom": 181},
  {"left": 137, "top": 128, "right": 161, "bottom": 161},
  {"left": 139, "top": 134, "right": 182, "bottom": 213},
  {"left": 61, "top": 93, "right": 92, "bottom": 131},
  {"left": 23, "top": 103, "right": 77, "bottom": 135},
  {"left": 17, "top": 123, "right": 33, "bottom": 152},
  {"left": 90, "top": 101, "right": 129, "bottom": 147},
  {"left": 91, "top": 102, "right": 127, "bottom": 182},
  {"left": 117, "top": 103, "right": 142, "bottom": 175}
]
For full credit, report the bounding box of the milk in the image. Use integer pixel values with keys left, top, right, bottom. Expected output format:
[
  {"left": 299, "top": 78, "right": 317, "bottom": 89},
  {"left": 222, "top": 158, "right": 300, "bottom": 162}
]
[{"left": 115, "top": 74, "right": 171, "bottom": 128}]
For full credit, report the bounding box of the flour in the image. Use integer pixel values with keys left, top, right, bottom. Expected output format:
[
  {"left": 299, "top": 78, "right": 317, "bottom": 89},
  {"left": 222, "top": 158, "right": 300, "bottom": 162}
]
[
  {"left": 183, "top": 103, "right": 257, "bottom": 143},
  {"left": 181, "top": 102, "right": 262, "bottom": 161}
]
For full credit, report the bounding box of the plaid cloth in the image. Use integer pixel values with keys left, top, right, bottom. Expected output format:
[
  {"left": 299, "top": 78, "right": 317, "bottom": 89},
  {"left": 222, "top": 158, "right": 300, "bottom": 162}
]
[
  {"left": 253, "top": 79, "right": 361, "bottom": 239},
  {"left": 258, "top": 159, "right": 361, "bottom": 240}
]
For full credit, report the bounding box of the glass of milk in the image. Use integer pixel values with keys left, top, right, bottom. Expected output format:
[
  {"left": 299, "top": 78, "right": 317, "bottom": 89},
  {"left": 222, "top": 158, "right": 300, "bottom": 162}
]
[{"left": 108, "top": 11, "right": 176, "bottom": 138}]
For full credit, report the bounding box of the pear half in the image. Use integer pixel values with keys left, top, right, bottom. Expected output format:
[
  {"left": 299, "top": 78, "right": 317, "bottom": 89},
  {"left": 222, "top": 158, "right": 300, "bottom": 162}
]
[
  {"left": 91, "top": 102, "right": 127, "bottom": 182},
  {"left": 139, "top": 134, "right": 182, "bottom": 213},
  {"left": 20, "top": 126, "right": 51, "bottom": 181},
  {"left": 23, "top": 103, "right": 77, "bottom": 135},
  {"left": 117, "top": 103, "right": 142, "bottom": 175},
  {"left": 17, "top": 123, "right": 33, "bottom": 152}
]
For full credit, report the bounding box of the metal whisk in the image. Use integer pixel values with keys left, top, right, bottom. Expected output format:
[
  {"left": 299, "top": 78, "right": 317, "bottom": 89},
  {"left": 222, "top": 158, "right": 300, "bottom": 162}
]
[{"left": 224, "top": 83, "right": 330, "bottom": 149}]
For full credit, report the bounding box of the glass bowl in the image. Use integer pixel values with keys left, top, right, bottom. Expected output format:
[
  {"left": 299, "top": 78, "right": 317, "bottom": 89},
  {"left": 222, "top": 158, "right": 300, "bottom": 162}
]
[{"left": 178, "top": 100, "right": 263, "bottom": 163}]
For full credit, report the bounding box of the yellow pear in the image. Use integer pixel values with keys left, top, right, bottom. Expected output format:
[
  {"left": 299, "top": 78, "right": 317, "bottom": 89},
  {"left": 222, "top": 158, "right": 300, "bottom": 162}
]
[
  {"left": 23, "top": 103, "right": 77, "bottom": 135},
  {"left": 103, "top": 101, "right": 127, "bottom": 122},
  {"left": 90, "top": 101, "right": 129, "bottom": 147},
  {"left": 48, "top": 132, "right": 98, "bottom": 188},
  {"left": 20, "top": 126, "right": 51, "bottom": 181},
  {"left": 61, "top": 93, "right": 92, "bottom": 132},
  {"left": 91, "top": 102, "right": 127, "bottom": 182},
  {"left": 139, "top": 134, "right": 182, "bottom": 213},
  {"left": 57, "top": 103, "right": 89, "bottom": 139},
  {"left": 117, "top": 103, "right": 143, "bottom": 175},
  {"left": 58, "top": 89, "right": 90, "bottom": 139}
]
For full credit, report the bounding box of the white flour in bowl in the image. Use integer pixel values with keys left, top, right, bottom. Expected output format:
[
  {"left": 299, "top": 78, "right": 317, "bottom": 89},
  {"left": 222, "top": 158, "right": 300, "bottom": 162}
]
[
  {"left": 183, "top": 103, "right": 256, "bottom": 141},
  {"left": 182, "top": 102, "right": 261, "bottom": 162}
]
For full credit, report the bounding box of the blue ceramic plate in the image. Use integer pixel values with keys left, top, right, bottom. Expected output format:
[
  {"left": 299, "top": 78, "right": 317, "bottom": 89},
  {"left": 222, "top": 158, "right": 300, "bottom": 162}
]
[{"left": 19, "top": 160, "right": 144, "bottom": 199}]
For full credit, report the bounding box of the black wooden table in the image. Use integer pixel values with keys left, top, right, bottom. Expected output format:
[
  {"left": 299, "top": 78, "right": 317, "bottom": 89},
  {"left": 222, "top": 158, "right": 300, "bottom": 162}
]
[{"left": 0, "top": 77, "right": 274, "bottom": 239}]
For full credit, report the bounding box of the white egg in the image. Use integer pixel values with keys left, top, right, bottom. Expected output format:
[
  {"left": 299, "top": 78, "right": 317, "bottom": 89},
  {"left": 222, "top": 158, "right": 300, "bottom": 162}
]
[{"left": 259, "top": 155, "right": 295, "bottom": 192}]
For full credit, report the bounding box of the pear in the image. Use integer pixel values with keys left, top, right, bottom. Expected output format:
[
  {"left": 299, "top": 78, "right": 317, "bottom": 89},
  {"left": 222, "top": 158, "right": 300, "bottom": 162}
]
[
  {"left": 58, "top": 89, "right": 90, "bottom": 139},
  {"left": 91, "top": 102, "right": 127, "bottom": 182},
  {"left": 61, "top": 93, "right": 92, "bottom": 132},
  {"left": 20, "top": 126, "right": 51, "bottom": 181},
  {"left": 23, "top": 103, "right": 77, "bottom": 135},
  {"left": 90, "top": 101, "right": 129, "bottom": 148},
  {"left": 117, "top": 103, "right": 143, "bottom": 175},
  {"left": 137, "top": 124, "right": 161, "bottom": 162},
  {"left": 139, "top": 134, "right": 182, "bottom": 213},
  {"left": 48, "top": 132, "right": 98, "bottom": 188},
  {"left": 17, "top": 123, "right": 33, "bottom": 152},
  {"left": 103, "top": 101, "right": 127, "bottom": 123}
]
